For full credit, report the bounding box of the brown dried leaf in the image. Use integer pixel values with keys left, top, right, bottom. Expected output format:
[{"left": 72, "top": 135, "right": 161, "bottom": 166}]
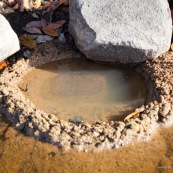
[
  {"left": 47, "top": 20, "right": 65, "bottom": 29},
  {"left": 28, "top": 34, "right": 40, "bottom": 39},
  {"left": 52, "top": 0, "right": 69, "bottom": 10},
  {"left": 42, "top": 1, "right": 52, "bottom": 9},
  {"left": 8, "top": 0, "right": 16, "bottom": 6},
  {"left": 26, "top": 21, "right": 42, "bottom": 28},
  {"left": 41, "top": 18, "right": 48, "bottom": 28},
  {"left": 0, "top": 60, "right": 8, "bottom": 70},
  {"left": 124, "top": 111, "right": 140, "bottom": 122},
  {"left": 20, "top": 35, "right": 36, "bottom": 48},
  {"left": 42, "top": 27, "right": 58, "bottom": 37},
  {"left": 23, "top": 27, "right": 42, "bottom": 34},
  {"left": 33, "top": 0, "right": 41, "bottom": 9},
  {"left": 171, "top": 43, "right": 173, "bottom": 51}
]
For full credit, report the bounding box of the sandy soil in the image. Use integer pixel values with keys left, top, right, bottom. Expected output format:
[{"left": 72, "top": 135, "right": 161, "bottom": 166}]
[
  {"left": 0, "top": 40, "right": 173, "bottom": 151},
  {"left": 1, "top": 113, "right": 173, "bottom": 173}
]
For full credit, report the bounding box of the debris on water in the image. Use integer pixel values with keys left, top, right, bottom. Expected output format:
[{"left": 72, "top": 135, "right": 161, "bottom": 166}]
[
  {"left": 124, "top": 111, "right": 140, "bottom": 122},
  {"left": 25, "top": 84, "right": 28, "bottom": 92}
]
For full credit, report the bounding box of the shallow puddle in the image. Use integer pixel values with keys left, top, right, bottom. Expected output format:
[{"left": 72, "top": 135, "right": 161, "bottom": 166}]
[
  {"left": 0, "top": 114, "right": 173, "bottom": 173},
  {"left": 20, "top": 59, "right": 146, "bottom": 122}
]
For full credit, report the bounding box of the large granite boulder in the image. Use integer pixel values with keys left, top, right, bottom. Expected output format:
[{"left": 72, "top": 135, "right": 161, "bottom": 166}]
[
  {"left": 69, "top": 0, "right": 172, "bottom": 64},
  {"left": 0, "top": 14, "right": 20, "bottom": 61}
]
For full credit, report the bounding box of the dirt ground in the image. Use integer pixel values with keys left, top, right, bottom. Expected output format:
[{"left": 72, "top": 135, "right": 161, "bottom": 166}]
[{"left": 1, "top": 113, "right": 173, "bottom": 173}]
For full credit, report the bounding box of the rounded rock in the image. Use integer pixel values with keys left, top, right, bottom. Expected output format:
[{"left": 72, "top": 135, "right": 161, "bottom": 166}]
[{"left": 69, "top": 0, "right": 172, "bottom": 64}]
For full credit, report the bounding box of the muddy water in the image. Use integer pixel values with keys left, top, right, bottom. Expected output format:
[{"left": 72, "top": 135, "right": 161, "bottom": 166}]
[
  {"left": 0, "top": 114, "right": 173, "bottom": 173},
  {"left": 20, "top": 59, "right": 146, "bottom": 122}
]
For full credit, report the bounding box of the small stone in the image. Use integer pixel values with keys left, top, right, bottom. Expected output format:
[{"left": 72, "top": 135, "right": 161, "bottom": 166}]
[
  {"left": 114, "top": 130, "right": 121, "bottom": 139},
  {"left": 160, "top": 103, "right": 171, "bottom": 117},
  {"left": 23, "top": 50, "right": 31, "bottom": 58},
  {"left": 59, "top": 33, "right": 66, "bottom": 43},
  {"left": 159, "top": 95, "right": 165, "bottom": 103}
]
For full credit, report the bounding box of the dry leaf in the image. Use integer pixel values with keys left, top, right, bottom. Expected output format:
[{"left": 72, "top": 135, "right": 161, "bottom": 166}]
[
  {"left": 0, "top": 60, "right": 8, "bottom": 70},
  {"left": 52, "top": 0, "right": 69, "bottom": 10},
  {"left": 20, "top": 0, "right": 31, "bottom": 12},
  {"left": 29, "top": 34, "right": 40, "bottom": 39},
  {"left": 26, "top": 21, "right": 42, "bottom": 28},
  {"left": 42, "top": 27, "right": 58, "bottom": 37},
  {"left": 20, "top": 35, "right": 36, "bottom": 48},
  {"left": 45, "top": 6, "right": 52, "bottom": 12},
  {"left": 63, "top": 0, "right": 69, "bottom": 5},
  {"left": 47, "top": 20, "right": 65, "bottom": 29},
  {"left": 171, "top": 43, "right": 173, "bottom": 51},
  {"left": 34, "top": 0, "right": 41, "bottom": 9},
  {"left": 31, "top": 12, "right": 39, "bottom": 19},
  {"left": 124, "top": 111, "right": 140, "bottom": 122},
  {"left": 13, "top": 2, "right": 20, "bottom": 10},
  {"left": 41, "top": 18, "right": 48, "bottom": 28},
  {"left": 43, "top": 1, "right": 52, "bottom": 9},
  {"left": 36, "top": 35, "right": 53, "bottom": 43},
  {"left": 8, "top": 0, "right": 16, "bottom": 6},
  {"left": 23, "top": 27, "right": 42, "bottom": 34}
]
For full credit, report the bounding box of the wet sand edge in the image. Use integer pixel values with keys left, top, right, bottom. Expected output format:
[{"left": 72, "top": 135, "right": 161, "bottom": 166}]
[{"left": 0, "top": 40, "right": 173, "bottom": 151}]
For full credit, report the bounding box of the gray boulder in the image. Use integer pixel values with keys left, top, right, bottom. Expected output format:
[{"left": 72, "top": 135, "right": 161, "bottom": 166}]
[
  {"left": 69, "top": 0, "right": 172, "bottom": 64},
  {"left": 0, "top": 14, "right": 20, "bottom": 61}
]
